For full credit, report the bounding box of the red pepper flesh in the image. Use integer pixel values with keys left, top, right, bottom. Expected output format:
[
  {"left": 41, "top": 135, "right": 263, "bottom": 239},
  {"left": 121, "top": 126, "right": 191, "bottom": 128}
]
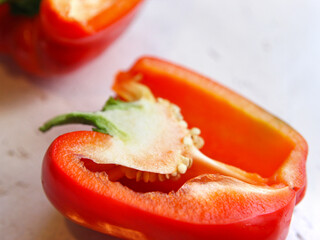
[
  {"left": 42, "top": 57, "right": 307, "bottom": 240},
  {"left": 0, "top": 0, "right": 144, "bottom": 76}
]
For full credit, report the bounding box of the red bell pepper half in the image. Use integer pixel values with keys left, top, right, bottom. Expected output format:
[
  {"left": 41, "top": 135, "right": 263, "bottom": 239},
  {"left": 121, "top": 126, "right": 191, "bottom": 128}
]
[
  {"left": 40, "top": 57, "right": 307, "bottom": 240},
  {"left": 0, "top": 0, "right": 144, "bottom": 76}
]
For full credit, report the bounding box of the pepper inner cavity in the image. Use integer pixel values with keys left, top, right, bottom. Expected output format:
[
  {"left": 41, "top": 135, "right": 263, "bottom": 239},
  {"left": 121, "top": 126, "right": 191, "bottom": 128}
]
[
  {"left": 52, "top": 0, "right": 116, "bottom": 23},
  {"left": 40, "top": 79, "right": 267, "bottom": 186}
]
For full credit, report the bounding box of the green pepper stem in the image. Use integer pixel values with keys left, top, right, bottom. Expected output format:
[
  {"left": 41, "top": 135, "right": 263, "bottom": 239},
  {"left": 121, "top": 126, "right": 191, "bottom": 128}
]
[
  {"left": 39, "top": 112, "right": 129, "bottom": 141},
  {"left": 2, "top": 0, "right": 42, "bottom": 16}
]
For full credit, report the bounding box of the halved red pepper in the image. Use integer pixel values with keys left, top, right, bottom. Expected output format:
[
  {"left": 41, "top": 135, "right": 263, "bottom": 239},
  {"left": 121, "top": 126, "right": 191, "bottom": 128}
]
[
  {"left": 0, "top": 0, "right": 144, "bottom": 76},
  {"left": 41, "top": 57, "right": 307, "bottom": 240}
]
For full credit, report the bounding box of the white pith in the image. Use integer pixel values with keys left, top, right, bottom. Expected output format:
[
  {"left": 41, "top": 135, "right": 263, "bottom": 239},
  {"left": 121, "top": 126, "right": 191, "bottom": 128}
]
[
  {"left": 81, "top": 98, "right": 196, "bottom": 178},
  {"left": 52, "top": 0, "right": 115, "bottom": 22}
]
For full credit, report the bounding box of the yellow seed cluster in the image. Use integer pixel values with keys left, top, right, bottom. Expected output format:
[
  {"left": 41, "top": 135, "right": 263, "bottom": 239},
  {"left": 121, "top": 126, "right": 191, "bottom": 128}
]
[{"left": 117, "top": 166, "right": 181, "bottom": 183}]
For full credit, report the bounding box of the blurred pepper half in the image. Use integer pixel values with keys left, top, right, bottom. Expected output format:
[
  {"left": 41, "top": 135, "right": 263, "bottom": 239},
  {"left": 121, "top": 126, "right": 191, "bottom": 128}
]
[
  {"left": 0, "top": 0, "right": 144, "bottom": 76},
  {"left": 41, "top": 57, "right": 307, "bottom": 240}
]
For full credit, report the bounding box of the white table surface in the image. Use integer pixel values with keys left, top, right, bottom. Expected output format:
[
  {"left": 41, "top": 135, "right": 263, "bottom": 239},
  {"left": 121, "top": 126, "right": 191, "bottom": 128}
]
[{"left": 0, "top": 0, "right": 319, "bottom": 239}]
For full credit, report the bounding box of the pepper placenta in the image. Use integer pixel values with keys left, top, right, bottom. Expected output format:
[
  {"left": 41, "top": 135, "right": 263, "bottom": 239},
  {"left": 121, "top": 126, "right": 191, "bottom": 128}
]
[
  {"left": 0, "top": 0, "right": 144, "bottom": 76},
  {"left": 40, "top": 57, "right": 307, "bottom": 240}
]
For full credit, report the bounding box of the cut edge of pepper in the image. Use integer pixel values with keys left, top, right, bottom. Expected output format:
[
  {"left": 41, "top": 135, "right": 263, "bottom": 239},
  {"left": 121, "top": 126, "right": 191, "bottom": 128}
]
[
  {"left": 42, "top": 0, "right": 144, "bottom": 37},
  {"left": 123, "top": 56, "right": 308, "bottom": 203}
]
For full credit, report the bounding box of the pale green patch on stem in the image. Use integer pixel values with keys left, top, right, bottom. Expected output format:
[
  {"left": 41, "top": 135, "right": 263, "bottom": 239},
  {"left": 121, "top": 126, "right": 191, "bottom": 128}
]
[{"left": 39, "top": 97, "right": 143, "bottom": 142}]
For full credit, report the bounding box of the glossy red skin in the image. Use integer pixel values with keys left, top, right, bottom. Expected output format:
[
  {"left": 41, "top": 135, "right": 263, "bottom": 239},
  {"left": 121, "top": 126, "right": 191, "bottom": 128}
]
[
  {"left": 0, "top": 0, "right": 144, "bottom": 76},
  {"left": 42, "top": 132, "right": 295, "bottom": 240},
  {"left": 42, "top": 57, "right": 307, "bottom": 239}
]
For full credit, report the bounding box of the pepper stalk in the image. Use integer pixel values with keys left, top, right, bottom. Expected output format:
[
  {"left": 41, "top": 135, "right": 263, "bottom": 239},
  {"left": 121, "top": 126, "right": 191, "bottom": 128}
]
[{"left": 1, "top": 0, "right": 42, "bottom": 16}]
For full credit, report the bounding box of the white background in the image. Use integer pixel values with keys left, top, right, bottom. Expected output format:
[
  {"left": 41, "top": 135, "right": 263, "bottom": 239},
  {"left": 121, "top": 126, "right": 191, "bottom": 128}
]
[{"left": 0, "top": 0, "right": 319, "bottom": 239}]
